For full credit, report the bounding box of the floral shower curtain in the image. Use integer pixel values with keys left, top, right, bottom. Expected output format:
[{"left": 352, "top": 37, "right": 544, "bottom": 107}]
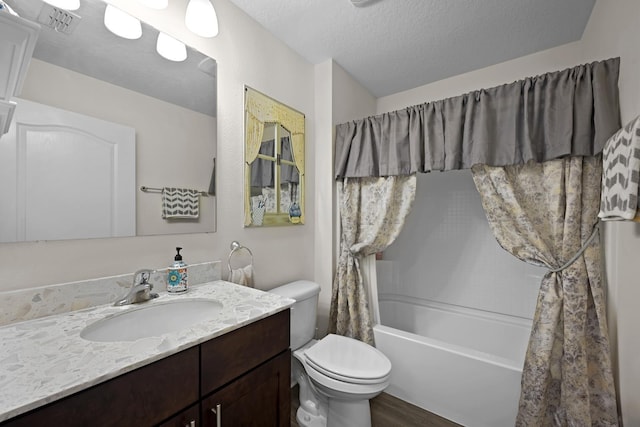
[
  {"left": 471, "top": 156, "right": 618, "bottom": 426},
  {"left": 328, "top": 175, "right": 416, "bottom": 345}
]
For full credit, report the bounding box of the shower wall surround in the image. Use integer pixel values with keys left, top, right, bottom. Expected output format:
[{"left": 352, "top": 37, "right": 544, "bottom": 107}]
[
  {"left": 0, "top": 261, "right": 221, "bottom": 327},
  {"left": 381, "top": 170, "right": 544, "bottom": 320}
]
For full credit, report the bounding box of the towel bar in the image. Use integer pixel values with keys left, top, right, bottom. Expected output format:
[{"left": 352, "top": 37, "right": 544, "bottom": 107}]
[{"left": 140, "top": 186, "right": 208, "bottom": 196}]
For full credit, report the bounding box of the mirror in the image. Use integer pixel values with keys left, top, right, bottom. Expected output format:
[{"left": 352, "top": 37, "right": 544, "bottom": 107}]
[
  {"left": 244, "top": 86, "right": 304, "bottom": 227},
  {"left": 0, "top": 0, "right": 217, "bottom": 243}
]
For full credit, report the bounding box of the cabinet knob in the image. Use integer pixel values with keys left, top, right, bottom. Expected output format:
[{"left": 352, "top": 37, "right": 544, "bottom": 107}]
[
  {"left": 211, "top": 403, "right": 222, "bottom": 426},
  {"left": 185, "top": 421, "right": 195, "bottom": 427}
]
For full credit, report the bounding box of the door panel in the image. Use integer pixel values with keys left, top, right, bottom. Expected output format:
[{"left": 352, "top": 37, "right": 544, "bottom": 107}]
[{"left": 0, "top": 97, "right": 135, "bottom": 242}]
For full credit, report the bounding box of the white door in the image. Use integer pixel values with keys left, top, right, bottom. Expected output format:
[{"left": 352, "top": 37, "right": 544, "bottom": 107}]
[{"left": 0, "top": 98, "right": 135, "bottom": 242}]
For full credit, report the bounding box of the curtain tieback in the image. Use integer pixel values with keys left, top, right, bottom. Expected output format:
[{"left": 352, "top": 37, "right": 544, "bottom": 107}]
[{"left": 549, "top": 222, "right": 600, "bottom": 273}]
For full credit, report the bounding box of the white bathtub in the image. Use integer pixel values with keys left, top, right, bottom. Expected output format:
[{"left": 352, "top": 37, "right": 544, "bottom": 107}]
[{"left": 374, "top": 295, "right": 532, "bottom": 427}]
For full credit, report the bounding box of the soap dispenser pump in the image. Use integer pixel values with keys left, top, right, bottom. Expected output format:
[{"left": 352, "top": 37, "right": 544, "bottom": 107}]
[{"left": 167, "top": 247, "right": 188, "bottom": 293}]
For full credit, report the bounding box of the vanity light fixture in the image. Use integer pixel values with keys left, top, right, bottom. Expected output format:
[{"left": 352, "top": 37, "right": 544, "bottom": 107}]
[
  {"left": 104, "top": 4, "right": 142, "bottom": 40},
  {"left": 185, "top": 0, "right": 218, "bottom": 38},
  {"left": 136, "top": 0, "right": 168, "bottom": 10},
  {"left": 156, "top": 32, "right": 187, "bottom": 62},
  {"left": 42, "top": 0, "right": 80, "bottom": 11}
]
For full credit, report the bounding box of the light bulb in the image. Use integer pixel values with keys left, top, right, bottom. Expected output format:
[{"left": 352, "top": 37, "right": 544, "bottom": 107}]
[
  {"left": 185, "top": 0, "right": 219, "bottom": 38},
  {"left": 136, "top": 0, "right": 168, "bottom": 10},
  {"left": 42, "top": 0, "right": 80, "bottom": 10},
  {"left": 156, "top": 32, "right": 187, "bottom": 62},
  {"left": 104, "top": 4, "right": 142, "bottom": 40}
]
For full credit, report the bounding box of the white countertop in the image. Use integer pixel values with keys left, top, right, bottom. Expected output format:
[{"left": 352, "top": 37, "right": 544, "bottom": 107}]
[{"left": 0, "top": 281, "right": 294, "bottom": 422}]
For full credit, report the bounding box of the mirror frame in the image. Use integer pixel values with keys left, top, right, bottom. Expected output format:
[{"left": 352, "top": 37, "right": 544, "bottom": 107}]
[{"left": 243, "top": 86, "right": 305, "bottom": 227}]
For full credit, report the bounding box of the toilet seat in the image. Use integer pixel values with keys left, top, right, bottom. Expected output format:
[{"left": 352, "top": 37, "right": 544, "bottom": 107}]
[
  {"left": 303, "top": 334, "right": 391, "bottom": 385},
  {"left": 303, "top": 358, "right": 390, "bottom": 397},
  {"left": 305, "top": 358, "right": 391, "bottom": 385}
]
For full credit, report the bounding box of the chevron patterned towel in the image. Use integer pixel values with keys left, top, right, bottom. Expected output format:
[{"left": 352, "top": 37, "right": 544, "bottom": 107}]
[
  {"left": 599, "top": 115, "right": 640, "bottom": 221},
  {"left": 161, "top": 187, "right": 200, "bottom": 219}
]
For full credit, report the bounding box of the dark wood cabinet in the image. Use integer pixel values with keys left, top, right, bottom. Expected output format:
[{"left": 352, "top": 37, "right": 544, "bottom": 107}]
[
  {"left": 201, "top": 351, "right": 290, "bottom": 427},
  {"left": 2, "top": 347, "right": 200, "bottom": 427},
  {"left": 1, "top": 309, "right": 290, "bottom": 427},
  {"left": 158, "top": 404, "right": 199, "bottom": 427},
  {"left": 201, "top": 309, "right": 290, "bottom": 395}
]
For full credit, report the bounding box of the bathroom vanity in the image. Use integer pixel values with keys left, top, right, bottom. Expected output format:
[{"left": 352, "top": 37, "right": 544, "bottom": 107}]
[{"left": 0, "top": 281, "right": 293, "bottom": 426}]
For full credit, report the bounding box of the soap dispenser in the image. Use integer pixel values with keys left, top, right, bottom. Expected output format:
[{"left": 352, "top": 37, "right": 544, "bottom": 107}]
[{"left": 167, "top": 247, "right": 188, "bottom": 293}]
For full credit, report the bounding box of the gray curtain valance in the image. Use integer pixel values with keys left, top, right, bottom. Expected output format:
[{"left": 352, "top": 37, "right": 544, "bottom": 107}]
[{"left": 335, "top": 58, "right": 621, "bottom": 179}]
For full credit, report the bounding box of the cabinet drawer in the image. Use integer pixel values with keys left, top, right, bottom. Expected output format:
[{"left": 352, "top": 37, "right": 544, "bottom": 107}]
[
  {"left": 3, "top": 346, "right": 199, "bottom": 427},
  {"left": 201, "top": 309, "right": 289, "bottom": 396}
]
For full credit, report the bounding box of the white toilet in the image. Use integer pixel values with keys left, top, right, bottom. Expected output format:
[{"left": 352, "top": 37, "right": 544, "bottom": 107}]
[{"left": 270, "top": 280, "right": 391, "bottom": 427}]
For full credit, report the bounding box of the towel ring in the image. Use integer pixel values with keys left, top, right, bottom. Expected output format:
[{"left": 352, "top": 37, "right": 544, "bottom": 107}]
[{"left": 228, "top": 241, "right": 254, "bottom": 272}]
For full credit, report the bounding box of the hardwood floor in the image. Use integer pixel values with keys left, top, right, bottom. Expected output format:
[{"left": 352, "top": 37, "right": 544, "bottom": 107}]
[{"left": 290, "top": 385, "right": 461, "bottom": 427}]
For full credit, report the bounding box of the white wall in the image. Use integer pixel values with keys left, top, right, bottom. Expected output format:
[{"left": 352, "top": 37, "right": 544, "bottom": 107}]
[
  {"left": 0, "top": 0, "right": 316, "bottom": 292},
  {"left": 377, "top": 40, "right": 584, "bottom": 114},
  {"left": 313, "top": 60, "right": 376, "bottom": 335},
  {"left": 313, "top": 59, "right": 333, "bottom": 335},
  {"left": 581, "top": 0, "right": 640, "bottom": 425}
]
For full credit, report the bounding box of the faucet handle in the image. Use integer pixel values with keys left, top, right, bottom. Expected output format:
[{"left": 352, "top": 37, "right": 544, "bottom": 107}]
[{"left": 133, "top": 269, "right": 155, "bottom": 287}]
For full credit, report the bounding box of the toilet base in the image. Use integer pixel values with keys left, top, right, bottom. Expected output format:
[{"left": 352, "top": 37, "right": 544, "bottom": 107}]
[
  {"left": 294, "top": 357, "right": 375, "bottom": 427},
  {"left": 294, "top": 355, "right": 328, "bottom": 427},
  {"left": 327, "top": 398, "right": 372, "bottom": 427},
  {"left": 296, "top": 396, "right": 372, "bottom": 427},
  {"left": 296, "top": 406, "right": 326, "bottom": 427}
]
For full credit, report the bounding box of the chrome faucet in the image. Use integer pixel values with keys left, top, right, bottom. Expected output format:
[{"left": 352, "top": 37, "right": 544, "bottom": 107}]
[{"left": 113, "top": 269, "right": 159, "bottom": 306}]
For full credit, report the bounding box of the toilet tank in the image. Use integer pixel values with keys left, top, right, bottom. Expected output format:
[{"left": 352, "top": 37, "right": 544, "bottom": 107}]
[{"left": 269, "top": 280, "right": 320, "bottom": 350}]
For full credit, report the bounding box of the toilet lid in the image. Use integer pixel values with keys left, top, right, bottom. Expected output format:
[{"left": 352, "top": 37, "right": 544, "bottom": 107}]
[{"left": 304, "top": 334, "right": 391, "bottom": 382}]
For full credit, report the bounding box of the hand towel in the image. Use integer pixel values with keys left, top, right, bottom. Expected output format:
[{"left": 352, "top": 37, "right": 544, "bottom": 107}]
[
  {"left": 229, "top": 264, "right": 254, "bottom": 287},
  {"left": 161, "top": 187, "right": 200, "bottom": 219},
  {"left": 599, "top": 115, "right": 640, "bottom": 221},
  {"left": 251, "top": 196, "right": 265, "bottom": 226}
]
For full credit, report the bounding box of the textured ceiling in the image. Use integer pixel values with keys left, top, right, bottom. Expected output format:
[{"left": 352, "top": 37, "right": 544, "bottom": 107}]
[{"left": 227, "top": 0, "right": 596, "bottom": 97}]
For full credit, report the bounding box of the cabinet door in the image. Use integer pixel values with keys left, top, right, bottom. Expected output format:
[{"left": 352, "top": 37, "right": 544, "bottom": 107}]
[
  {"left": 201, "top": 350, "right": 290, "bottom": 427},
  {"left": 157, "top": 403, "right": 199, "bottom": 427}
]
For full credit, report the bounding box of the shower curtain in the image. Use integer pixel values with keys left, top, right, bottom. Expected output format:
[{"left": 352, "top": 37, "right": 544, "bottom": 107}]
[
  {"left": 332, "top": 58, "right": 621, "bottom": 424},
  {"left": 472, "top": 157, "right": 617, "bottom": 426},
  {"left": 328, "top": 175, "right": 416, "bottom": 344}
]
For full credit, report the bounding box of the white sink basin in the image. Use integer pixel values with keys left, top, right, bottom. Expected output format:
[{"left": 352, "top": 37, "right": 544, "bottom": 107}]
[{"left": 80, "top": 299, "right": 223, "bottom": 342}]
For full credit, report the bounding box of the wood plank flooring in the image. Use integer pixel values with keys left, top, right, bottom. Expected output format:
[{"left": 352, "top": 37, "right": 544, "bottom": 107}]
[{"left": 290, "top": 385, "right": 461, "bottom": 427}]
